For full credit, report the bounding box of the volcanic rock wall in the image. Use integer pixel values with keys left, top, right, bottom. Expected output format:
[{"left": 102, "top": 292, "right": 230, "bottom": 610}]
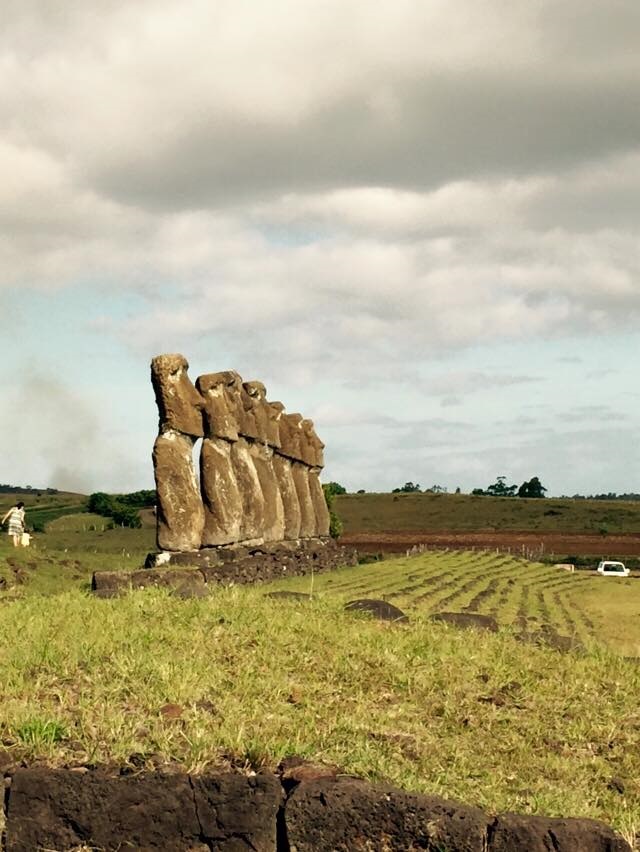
[
  {"left": 2, "top": 766, "right": 631, "bottom": 851},
  {"left": 151, "top": 355, "right": 330, "bottom": 552}
]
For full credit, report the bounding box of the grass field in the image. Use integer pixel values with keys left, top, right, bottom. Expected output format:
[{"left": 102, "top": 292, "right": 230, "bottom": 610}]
[
  {"left": 1, "top": 531, "right": 639, "bottom": 845},
  {"left": 336, "top": 491, "right": 640, "bottom": 535}
]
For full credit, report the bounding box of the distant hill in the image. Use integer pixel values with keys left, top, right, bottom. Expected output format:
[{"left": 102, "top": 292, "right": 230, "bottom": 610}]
[
  {"left": 335, "top": 491, "right": 640, "bottom": 536},
  {"left": 0, "top": 484, "right": 60, "bottom": 494},
  {"left": 0, "top": 489, "right": 89, "bottom": 532}
]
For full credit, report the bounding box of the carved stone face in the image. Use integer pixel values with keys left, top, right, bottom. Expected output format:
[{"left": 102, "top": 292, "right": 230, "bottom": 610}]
[
  {"left": 195, "top": 370, "right": 243, "bottom": 441},
  {"left": 280, "top": 412, "right": 303, "bottom": 461},
  {"left": 266, "top": 401, "right": 284, "bottom": 448},
  {"left": 244, "top": 381, "right": 266, "bottom": 401},
  {"left": 151, "top": 353, "right": 204, "bottom": 437},
  {"left": 242, "top": 381, "right": 269, "bottom": 441},
  {"left": 301, "top": 418, "right": 324, "bottom": 467}
]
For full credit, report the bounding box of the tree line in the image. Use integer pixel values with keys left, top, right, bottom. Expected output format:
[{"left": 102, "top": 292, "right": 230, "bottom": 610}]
[{"left": 88, "top": 490, "right": 156, "bottom": 528}]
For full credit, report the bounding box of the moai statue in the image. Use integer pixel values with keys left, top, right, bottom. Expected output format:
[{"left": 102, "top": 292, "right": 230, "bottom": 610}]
[
  {"left": 224, "top": 375, "right": 265, "bottom": 544},
  {"left": 151, "top": 354, "right": 205, "bottom": 551},
  {"left": 302, "top": 418, "right": 330, "bottom": 537},
  {"left": 196, "top": 371, "right": 244, "bottom": 546},
  {"left": 282, "top": 413, "right": 316, "bottom": 538},
  {"left": 243, "top": 382, "right": 285, "bottom": 542},
  {"left": 269, "top": 401, "right": 302, "bottom": 539}
]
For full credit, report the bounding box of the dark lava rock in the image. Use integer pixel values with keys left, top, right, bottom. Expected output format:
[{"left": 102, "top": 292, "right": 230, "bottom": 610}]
[
  {"left": 284, "top": 777, "right": 488, "bottom": 852},
  {"left": 266, "top": 591, "right": 312, "bottom": 601},
  {"left": 5, "top": 767, "right": 281, "bottom": 851},
  {"left": 517, "top": 627, "right": 582, "bottom": 654},
  {"left": 91, "top": 571, "right": 130, "bottom": 599},
  {"left": 345, "top": 599, "right": 409, "bottom": 623},
  {"left": 431, "top": 612, "right": 499, "bottom": 632},
  {"left": 278, "top": 757, "right": 340, "bottom": 791},
  {"left": 489, "top": 813, "right": 631, "bottom": 851}
]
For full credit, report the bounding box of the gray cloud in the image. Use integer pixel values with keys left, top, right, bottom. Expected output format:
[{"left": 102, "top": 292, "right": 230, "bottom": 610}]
[
  {"left": 1, "top": 0, "right": 639, "bottom": 494},
  {"left": 0, "top": 370, "right": 145, "bottom": 492}
]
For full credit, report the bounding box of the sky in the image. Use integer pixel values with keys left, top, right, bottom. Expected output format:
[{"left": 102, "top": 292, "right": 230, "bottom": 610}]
[{"left": 1, "top": 0, "right": 639, "bottom": 496}]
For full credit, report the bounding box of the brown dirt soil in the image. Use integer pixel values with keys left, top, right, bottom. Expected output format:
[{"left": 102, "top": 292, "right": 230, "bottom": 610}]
[{"left": 340, "top": 530, "right": 640, "bottom": 557}]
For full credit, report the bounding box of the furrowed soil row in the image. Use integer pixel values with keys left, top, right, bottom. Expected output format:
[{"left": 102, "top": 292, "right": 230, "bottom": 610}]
[
  {"left": 333, "top": 558, "right": 461, "bottom": 600},
  {"left": 551, "top": 590, "right": 593, "bottom": 643},
  {"left": 463, "top": 577, "right": 499, "bottom": 612},
  {"left": 387, "top": 555, "right": 506, "bottom": 608},
  {"left": 412, "top": 560, "right": 522, "bottom": 613}
]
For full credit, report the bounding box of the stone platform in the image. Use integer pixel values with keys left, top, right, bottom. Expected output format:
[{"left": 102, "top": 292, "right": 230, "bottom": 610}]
[{"left": 91, "top": 538, "right": 358, "bottom": 598}]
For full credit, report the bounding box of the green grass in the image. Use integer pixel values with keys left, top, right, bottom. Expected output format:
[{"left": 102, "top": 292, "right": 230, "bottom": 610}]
[
  {"left": 1, "top": 532, "right": 639, "bottom": 844},
  {"left": 0, "top": 587, "right": 638, "bottom": 844},
  {"left": 336, "top": 491, "right": 640, "bottom": 534}
]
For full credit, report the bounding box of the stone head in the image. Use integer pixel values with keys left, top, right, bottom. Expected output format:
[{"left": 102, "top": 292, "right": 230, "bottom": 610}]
[
  {"left": 265, "top": 401, "right": 284, "bottom": 448},
  {"left": 151, "top": 353, "right": 204, "bottom": 437},
  {"left": 243, "top": 381, "right": 266, "bottom": 401},
  {"left": 301, "top": 418, "right": 324, "bottom": 467},
  {"left": 242, "top": 381, "right": 269, "bottom": 441},
  {"left": 195, "top": 370, "right": 243, "bottom": 440}
]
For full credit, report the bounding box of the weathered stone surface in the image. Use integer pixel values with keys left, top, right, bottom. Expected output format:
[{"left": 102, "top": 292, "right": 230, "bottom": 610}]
[
  {"left": 3, "top": 768, "right": 631, "bottom": 852},
  {"left": 200, "top": 437, "right": 243, "bottom": 546},
  {"left": 291, "top": 461, "right": 317, "bottom": 538},
  {"left": 196, "top": 370, "right": 242, "bottom": 441},
  {"left": 250, "top": 441, "right": 285, "bottom": 542},
  {"left": 6, "top": 768, "right": 201, "bottom": 851},
  {"left": 5, "top": 768, "right": 280, "bottom": 851},
  {"left": 302, "top": 418, "right": 325, "bottom": 468},
  {"left": 284, "top": 777, "right": 489, "bottom": 852},
  {"left": 230, "top": 437, "right": 265, "bottom": 543},
  {"left": 130, "top": 568, "right": 207, "bottom": 597},
  {"left": 431, "top": 611, "right": 499, "bottom": 632},
  {"left": 151, "top": 353, "right": 204, "bottom": 437},
  {"left": 278, "top": 412, "right": 304, "bottom": 462},
  {"left": 489, "top": 813, "right": 631, "bottom": 851},
  {"left": 241, "top": 381, "right": 269, "bottom": 441},
  {"left": 308, "top": 468, "right": 330, "bottom": 536},
  {"left": 272, "top": 453, "right": 302, "bottom": 539},
  {"left": 345, "top": 598, "right": 409, "bottom": 623},
  {"left": 153, "top": 431, "right": 204, "bottom": 551},
  {"left": 265, "top": 400, "right": 283, "bottom": 448},
  {"left": 192, "top": 772, "right": 281, "bottom": 851},
  {"left": 91, "top": 570, "right": 131, "bottom": 597}
]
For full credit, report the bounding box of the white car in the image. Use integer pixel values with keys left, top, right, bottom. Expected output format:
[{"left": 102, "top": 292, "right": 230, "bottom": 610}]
[{"left": 596, "top": 560, "right": 629, "bottom": 577}]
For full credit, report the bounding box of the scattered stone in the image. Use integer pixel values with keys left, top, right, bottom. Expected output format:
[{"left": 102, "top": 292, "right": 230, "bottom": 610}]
[
  {"left": 344, "top": 599, "right": 409, "bottom": 623},
  {"left": 266, "top": 590, "right": 312, "bottom": 601},
  {"left": 430, "top": 611, "right": 499, "bottom": 632},
  {"left": 608, "top": 776, "right": 626, "bottom": 795}
]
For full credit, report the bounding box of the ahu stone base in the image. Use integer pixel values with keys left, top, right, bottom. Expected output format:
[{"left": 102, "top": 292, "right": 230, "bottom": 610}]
[
  {"left": 2, "top": 766, "right": 630, "bottom": 852},
  {"left": 91, "top": 538, "right": 358, "bottom": 598}
]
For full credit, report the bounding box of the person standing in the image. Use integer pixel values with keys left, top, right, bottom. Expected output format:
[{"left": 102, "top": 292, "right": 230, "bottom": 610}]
[{"left": 2, "top": 501, "right": 25, "bottom": 547}]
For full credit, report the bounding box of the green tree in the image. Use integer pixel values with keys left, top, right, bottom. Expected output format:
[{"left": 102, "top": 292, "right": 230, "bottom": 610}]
[
  {"left": 518, "top": 477, "right": 547, "bottom": 498},
  {"left": 485, "top": 476, "right": 517, "bottom": 497},
  {"left": 324, "top": 482, "right": 346, "bottom": 496},
  {"left": 392, "top": 482, "right": 421, "bottom": 493},
  {"left": 322, "top": 484, "right": 343, "bottom": 539}
]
